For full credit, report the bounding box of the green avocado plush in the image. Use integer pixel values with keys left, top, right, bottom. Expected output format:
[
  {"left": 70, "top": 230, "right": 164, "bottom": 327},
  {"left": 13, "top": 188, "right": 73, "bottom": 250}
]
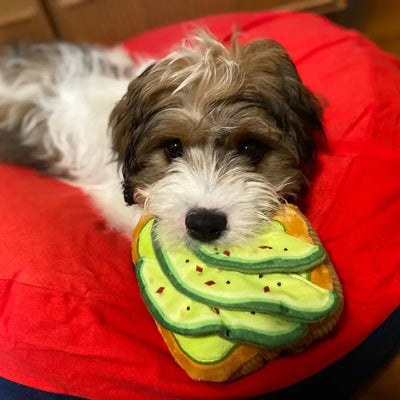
[
  {"left": 193, "top": 220, "right": 326, "bottom": 273},
  {"left": 132, "top": 205, "right": 343, "bottom": 382},
  {"left": 135, "top": 218, "right": 338, "bottom": 342},
  {"left": 136, "top": 257, "right": 308, "bottom": 348}
]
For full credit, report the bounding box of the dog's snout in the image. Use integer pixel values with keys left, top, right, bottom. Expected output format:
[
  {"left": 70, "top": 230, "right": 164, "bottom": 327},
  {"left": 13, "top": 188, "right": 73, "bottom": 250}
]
[{"left": 185, "top": 208, "right": 227, "bottom": 242}]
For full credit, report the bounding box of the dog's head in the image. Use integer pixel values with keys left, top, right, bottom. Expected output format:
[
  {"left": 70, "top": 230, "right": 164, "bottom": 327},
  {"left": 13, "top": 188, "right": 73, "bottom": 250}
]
[{"left": 110, "top": 33, "right": 322, "bottom": 246}]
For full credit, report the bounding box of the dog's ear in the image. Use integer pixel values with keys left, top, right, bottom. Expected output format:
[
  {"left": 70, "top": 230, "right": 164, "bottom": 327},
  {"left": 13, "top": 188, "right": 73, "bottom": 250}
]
[
  {"left": 122, "top": 180, "right": 134, "bottom": 206},
  {"left": 238, "top": 39, "right": 323, "bottom": 163},
  {"left": 109, "top": 62, "right": 157, "bottom": 164},
  {"left": 109, "top": 63, "right": 158, "bottom": 204},
  {"left": 109, "top": 91, "right": 130, "bottom": 164}
]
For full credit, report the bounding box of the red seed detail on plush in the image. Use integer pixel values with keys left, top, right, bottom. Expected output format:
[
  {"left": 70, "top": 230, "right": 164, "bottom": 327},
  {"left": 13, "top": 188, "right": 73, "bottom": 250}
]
[
  {"left": 223, "top": 250, "right": 230, "bottom": 256},
  {"left": 205, "top": 280, "right": 216, "bottom": 286},
  {"left": 156, "top": 287, "right": 165, "bottom": 294},
  {"left": 196, "top": 265, "right": 203, "bottom": 272},
  {"left": 259, "top": 245, "right": 271, "bottom": 249},
  {"left": 264, "top": 286, "right": 270, "bottom": 293},
  {"left": 214, "top": 308, "right": 220, "bottom": 314}
]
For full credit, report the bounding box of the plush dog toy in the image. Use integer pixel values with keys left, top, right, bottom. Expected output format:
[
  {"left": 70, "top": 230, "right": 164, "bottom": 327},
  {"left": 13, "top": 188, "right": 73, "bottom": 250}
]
[{"left": 132, "top": 204, "right": 343, "bottom": 382}]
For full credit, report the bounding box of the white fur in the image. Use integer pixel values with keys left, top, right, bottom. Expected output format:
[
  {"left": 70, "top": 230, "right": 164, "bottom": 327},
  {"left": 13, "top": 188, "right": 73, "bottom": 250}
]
[
  {"left": 145, "top": 146, "right": 284, "bottom": 247},
  {"left": 0, "top": 44, "right": 144, "bottom": 235}
]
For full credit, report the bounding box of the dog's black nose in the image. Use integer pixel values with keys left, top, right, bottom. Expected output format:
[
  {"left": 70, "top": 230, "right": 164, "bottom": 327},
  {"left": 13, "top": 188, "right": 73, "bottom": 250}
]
[{"left": 185, "top": 209, "right": 227, "bottom": 242}]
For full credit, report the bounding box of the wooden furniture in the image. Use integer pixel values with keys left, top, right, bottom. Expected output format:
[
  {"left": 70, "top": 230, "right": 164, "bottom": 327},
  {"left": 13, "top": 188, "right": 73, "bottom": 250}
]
[
  {"left": 0, "top": 0, "right": 55, "bottom": 43},
  {"left": 0, "top": 0, "right": 347, "bottom": 46}
]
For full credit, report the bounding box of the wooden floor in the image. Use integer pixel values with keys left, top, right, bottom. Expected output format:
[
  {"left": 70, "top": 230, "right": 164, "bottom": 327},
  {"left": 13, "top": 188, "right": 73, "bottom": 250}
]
[{"left": 329, "top": 1, "right": 400, "bottom": 399}]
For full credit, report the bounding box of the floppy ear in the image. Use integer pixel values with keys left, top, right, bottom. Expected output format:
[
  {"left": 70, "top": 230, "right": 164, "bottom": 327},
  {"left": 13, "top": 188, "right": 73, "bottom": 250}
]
[
  {"left": 239, "top": 39, "right": 323, "bottom": 162},
  {"left": 109, "top": 92, "right": 130, "bottom": 164},
  {"left": 109, "top": 63, "right": 158, "bottom": 205},
  {"left": 109, "top": 62, "right": 157, "bottom": 163},
  {"left": 109, "top": 90, "right": 136, "bottom": 204}
]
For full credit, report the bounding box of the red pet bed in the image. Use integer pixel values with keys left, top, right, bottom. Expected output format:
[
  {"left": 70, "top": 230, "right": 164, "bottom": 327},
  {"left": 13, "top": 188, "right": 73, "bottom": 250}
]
[{"left": 0, "top": 11, "right": 399, "bottom": 400}]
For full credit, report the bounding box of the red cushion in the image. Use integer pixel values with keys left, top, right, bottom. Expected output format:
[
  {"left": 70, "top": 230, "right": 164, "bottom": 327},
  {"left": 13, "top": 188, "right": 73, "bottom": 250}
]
[{"left": 1, "top": 11, "right": 399, "bottom": 400}]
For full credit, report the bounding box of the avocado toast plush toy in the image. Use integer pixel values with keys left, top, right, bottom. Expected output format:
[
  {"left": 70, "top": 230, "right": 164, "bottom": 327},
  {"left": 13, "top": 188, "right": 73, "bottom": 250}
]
[{"left": 132, "top": 204, "right": 343, "bottom": 382}]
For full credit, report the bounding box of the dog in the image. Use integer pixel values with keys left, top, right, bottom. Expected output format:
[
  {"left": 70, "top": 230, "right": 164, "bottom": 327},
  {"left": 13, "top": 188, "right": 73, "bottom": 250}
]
[{"left": 0, "top": 33, "right": 322, "bottom": 247}]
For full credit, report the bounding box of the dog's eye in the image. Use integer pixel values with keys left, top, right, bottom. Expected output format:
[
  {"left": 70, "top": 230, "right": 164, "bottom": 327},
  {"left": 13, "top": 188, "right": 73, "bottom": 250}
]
[
  {"left": 164, "top": 139, "right": 183, "bottom": 160},
  {"left": 239, "top": 139, "right": 266, "bottom": 163}
]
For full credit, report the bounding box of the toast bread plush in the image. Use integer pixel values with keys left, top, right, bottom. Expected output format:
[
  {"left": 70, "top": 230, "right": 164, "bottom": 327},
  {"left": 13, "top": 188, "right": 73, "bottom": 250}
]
[{"left": 132, "top": 204, "right": 343, "bottom": 382}]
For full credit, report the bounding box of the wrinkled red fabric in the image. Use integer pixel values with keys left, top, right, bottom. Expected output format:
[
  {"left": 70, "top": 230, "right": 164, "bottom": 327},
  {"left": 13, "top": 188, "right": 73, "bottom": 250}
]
[{"left": 0, "top": 11, "right": 399, "bottom": 400}]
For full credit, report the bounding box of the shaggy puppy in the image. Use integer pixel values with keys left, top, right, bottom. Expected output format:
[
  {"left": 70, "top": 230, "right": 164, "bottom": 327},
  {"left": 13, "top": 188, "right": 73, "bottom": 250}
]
[{"left": 0, "top": 33, "right": 322, "bottom": 246}]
